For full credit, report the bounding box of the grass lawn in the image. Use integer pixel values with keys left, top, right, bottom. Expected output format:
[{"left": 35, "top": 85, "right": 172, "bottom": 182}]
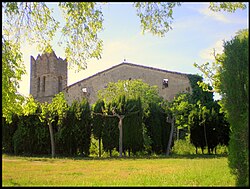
[{"left": 2, "top": 154, "right": 235, "bottom": 186}]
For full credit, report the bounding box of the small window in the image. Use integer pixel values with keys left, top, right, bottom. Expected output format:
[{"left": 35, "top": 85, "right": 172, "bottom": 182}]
[
  {"left": 37, "top": 77, "right": 40, "bottom": 93},
  {"left": 42, "top": 76, "right": 46, "bottom": 92},
  {"left": 82, "top": 88, "right": 87, "bottom": 93},
  {"left": 58, "top": 76, "right": 62, "bottom": 92},
  {"left": 163, "top": 79, "right": 168, "bottom": 88}
]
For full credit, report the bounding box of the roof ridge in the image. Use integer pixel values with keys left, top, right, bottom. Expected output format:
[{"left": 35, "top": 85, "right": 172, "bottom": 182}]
[{"left": 64, "top": 62, "right": 190, "bottom": 90}]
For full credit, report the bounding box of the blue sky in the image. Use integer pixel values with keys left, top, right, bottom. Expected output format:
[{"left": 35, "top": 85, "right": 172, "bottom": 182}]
[{"left": 17, "top": 2, "right": 249, "bottom": 99}]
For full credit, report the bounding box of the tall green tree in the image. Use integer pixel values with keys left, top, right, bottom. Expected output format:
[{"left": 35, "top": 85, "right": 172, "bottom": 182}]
[
  {"left": 2, "top": 114, "right": 19, "bottom": 154},
  {"left": 220, "top": 29, "right": 248, "bottom": 186},
  {"left": 188, "top": 104, "right": 206, "bottom": 154},
  {"left": 187, "top": 74, "right": 214, "bottom": 107},
  {"left": 123, "top": 97, "right": 144, "bottom": 156},
  {"left": 78, "top": 98, "right": 92, "bottom": 156},
  {"left": 39, "top": 92, "right": 68, "bottom": 158},
  {"left": 170, "top": 93, "right": 194, "bottom": 140},
  {"left": 56, "top": 100, "right": 77, "bottom": 156},
  {"left": 97, "top": 79, "right": 162, "bottom": 157},
  {"left": 93, "top": 95, "right": 141, "bottom": 157},
  {"left": 195, "top": 29, "right": 248, "bottom": 186},
  {"left": 144, "top": 102, "right": 167, "bottom": 154},
  {"left": 8, "top": 96, "right": 51, "bottom": 155},
  {"left": 56, "top": 98, "right": 91, "bottom": 156},
  {"left": 113, "top": 95, "right": 141, "bottom": 157},
  {"left": 98, "top": 79, "right": 162, "bottom": 114},
  {"left": 92, "top": 99, "right": 105, "bottom": 157},
  {"left": 102, "top": 102, "right": 119, "bottom": 157},
  {"left": 2, "top": 38, "right": 25, "bottom": 123}
]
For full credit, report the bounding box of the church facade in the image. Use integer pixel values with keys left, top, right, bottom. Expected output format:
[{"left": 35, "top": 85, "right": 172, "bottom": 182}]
[{"left": 30, "top": 51, "right": 193, "bottom": 104}]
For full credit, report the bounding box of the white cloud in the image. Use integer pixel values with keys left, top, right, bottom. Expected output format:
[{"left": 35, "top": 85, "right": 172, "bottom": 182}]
[
  {"left": 199, "top": 40, "right": 224, "bottom": 61},
  {"left": 198, "top": 6, "right": 231, "bottom": 23}
]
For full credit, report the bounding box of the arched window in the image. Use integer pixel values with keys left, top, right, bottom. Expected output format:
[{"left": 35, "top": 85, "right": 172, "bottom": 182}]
[
  {"left": 58, "top": 76, "right": 62, "bottom": 92},
  {"left": 37, "top": 77, "right": 40, "bottom": 93},
  {"left": 42, "top": 76, "right": 46, "bottom": 92}
]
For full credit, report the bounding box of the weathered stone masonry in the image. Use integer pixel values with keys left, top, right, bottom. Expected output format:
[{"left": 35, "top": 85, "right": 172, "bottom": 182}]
[
  {"left": 30, "top": 51, "right": 67, "bottom": 103},
  {"left": 30, "top": 51, "right": 192, "bottom": 104}
]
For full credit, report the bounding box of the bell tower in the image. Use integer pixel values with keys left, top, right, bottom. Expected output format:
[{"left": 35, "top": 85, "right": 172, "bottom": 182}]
[{"left": 30, "top": 50, "right": 67, "bottom": 103}]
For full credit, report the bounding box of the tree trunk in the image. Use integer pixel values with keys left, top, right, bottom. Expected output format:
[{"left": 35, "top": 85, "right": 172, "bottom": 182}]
[
  {"left": 118, "top": 117, "right": 123, "bottom": 157},
  {"left": 203, "top": 123, "right": 208, "bottom": 151},
  {"left": 109, "top": 149, "right": 112, "bottom": 157},
  {"left": 166, "top": 117, "right": 174, "bottom": 156},
  {"left": 48, "top": 122, "right": 55, "bottom": 158},
  {"left": 98, "top": 138, "right": 101, "bottom": 157}
]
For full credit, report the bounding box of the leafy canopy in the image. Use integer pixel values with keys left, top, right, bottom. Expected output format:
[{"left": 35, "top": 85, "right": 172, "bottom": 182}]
[
  {"left": 98, "top": 79, "right": 163, "bottom": 112},
  {"left": 2, "top": 38, "right": 26, "bottom": 123}
]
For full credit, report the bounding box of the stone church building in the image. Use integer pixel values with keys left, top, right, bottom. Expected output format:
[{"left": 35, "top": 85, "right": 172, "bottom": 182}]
[{"left": 30, "top": 50, "right": 193, "bottom": 104}]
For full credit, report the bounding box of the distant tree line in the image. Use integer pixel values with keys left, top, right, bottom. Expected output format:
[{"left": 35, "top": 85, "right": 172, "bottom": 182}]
[{"left": 2, "top": 79, "right": 229, "bottom": 157}]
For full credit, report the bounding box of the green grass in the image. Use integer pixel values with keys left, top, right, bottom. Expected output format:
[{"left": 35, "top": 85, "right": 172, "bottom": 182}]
[{"left": 2, "top": 154, "right": 235, "bottom": 186}]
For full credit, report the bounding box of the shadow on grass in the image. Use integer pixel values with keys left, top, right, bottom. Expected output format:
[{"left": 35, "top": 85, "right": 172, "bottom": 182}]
[{"left": 3, "top": 152, "right": 228, "bottom": 161}]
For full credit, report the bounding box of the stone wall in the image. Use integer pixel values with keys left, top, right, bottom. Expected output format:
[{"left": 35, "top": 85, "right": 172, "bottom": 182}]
[
  {"left": 63, "top": 62, "right": 192, "bottom": 105},
  {"left": 30, "top": 51, "right": 67, "bottom": 103}
]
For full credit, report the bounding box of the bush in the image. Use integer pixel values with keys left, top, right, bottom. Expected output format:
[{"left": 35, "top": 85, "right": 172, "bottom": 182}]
[{"left": 172, "top": 139, "right": 196, "bottom": 155}]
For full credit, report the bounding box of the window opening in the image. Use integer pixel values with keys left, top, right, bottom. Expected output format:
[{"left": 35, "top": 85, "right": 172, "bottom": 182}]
[
  {"left": 163, "top": 79, "right": 169, "bottom": 88},
  {"left": 42, "top": 76, "right": 46, "bottom": 92},
  {"left": 58, "top": 76, "right": 62, "bottom": 92},
  {"left": 37, "top": 77, "right": 40, "bottom": 93},
  {"left": 82, "top": 88, "right": 87, "bottom": 93}
]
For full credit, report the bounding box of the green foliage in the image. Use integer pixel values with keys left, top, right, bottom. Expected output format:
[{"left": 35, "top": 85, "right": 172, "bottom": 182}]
[
  {"left": 187, "top": 74, "right": 214, "bottom": 107},
  {"left": 2, "top": 2, "right": 246, "bottom": 123},
  {"left": 78, "top": 99, "right": 92, "bottom": 156},
  {"left": 98, "top": 79, "right": 162, "bottom": 114},
  {"left": 219, "top": 29, "right": 249, "bottom": 186},
  {"left": 39, "top": 92, "right": 69, "bottom": 158},
  {"left": 123, "top": 97, "right": 144, "bottom": 155},
  {"left": 169, "top": 91, "right": 230, "bottom": 155},
  {"left": 12, "top": 114, "right": 50, "bottom": 155},
  {"left": 172, "top": 139, "right": 196, "bottom": 155},
  {"left": 170, "top": 93, "right": 194, "bottom": 133},
  {"left": 2, "top": 115, "right": 18, "bottom": 153},
  {"left": 144, "top": 102, "right": 169, "bottom": 154},
  {"left": 58, "top": 2, "right": 103, "bottom": 71},
  {"left": 193, "top": 60, "right": 222, "bottom": 94},
  {"left": 22, "top": 95, "right": 38, "bottom": 116},
  {"left": 133, "top": 2, "right": 245, "bottom": 37},
  {"left": 209, "top": 2, "right": 246, "bottom": 12},
  {"left": 40, "top": 92, "right": 68, "bottom": 125},
  {"left": 89, "top": 135, "right": 104, "bottom": 157},
  {"left": 56, "top": 98, "right": 92, "bottom": 156},
  {"left": 195, "top": 29, "right": 248, "bottom": 185},
  {"left": 97, "top": 79, "right": 165, "bottom": 157},
  {"left": 133, "top": 2, "right": 181, "bottom": 37},
  {"left": 92, "top": 99, "right": 105, "bottom": 140},
  {"left": 2, "top": 2, "right": 59, "bottom": 52},
  {"left": 8, "top": 97, "right": 51, "bottom": 155},
  {"left": 102, "top": 103, "right": 119, "bottom": 156},
  {"left": 2, "top": 38, "right": 25, "bottom": 123}
]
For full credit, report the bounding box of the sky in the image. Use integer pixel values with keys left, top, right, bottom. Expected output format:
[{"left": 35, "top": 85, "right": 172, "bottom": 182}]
[{"left": 16, "top": 2, "right": 249, "bottom": 100}]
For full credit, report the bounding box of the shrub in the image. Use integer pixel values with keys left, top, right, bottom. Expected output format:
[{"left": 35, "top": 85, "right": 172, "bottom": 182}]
[{"left": 172, "top": 139, "right": 196, "bottom": 155}]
